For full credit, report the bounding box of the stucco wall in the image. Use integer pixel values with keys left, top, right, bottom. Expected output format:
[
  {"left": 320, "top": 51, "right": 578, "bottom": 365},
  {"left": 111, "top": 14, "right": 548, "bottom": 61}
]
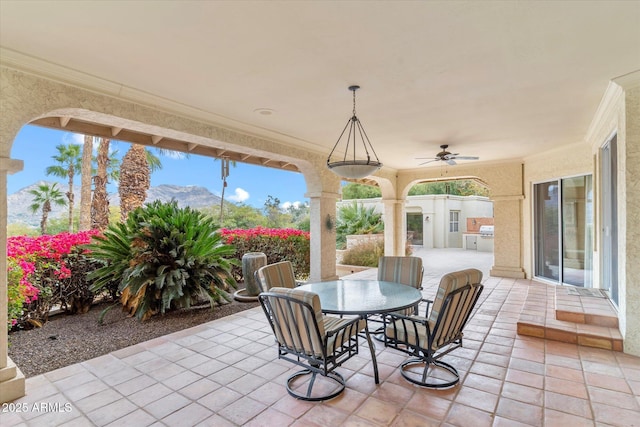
[{"left": 338, "top": 194, "right": 493, "bottom": 249}]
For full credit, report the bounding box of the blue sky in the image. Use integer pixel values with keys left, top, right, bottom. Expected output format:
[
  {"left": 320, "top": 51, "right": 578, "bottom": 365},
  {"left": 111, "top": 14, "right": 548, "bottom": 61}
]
[{"left": 8, "top": 125, "right": 310, "bottom": 209}]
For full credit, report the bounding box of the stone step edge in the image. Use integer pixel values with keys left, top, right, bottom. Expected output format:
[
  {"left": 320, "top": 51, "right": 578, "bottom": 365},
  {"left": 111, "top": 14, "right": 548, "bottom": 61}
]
[
  {"left": 517, "top": 320, "right": 623, "bottom": 352},
  {"left": 555, "top": 308, "right": 619, "bottom": 328}
]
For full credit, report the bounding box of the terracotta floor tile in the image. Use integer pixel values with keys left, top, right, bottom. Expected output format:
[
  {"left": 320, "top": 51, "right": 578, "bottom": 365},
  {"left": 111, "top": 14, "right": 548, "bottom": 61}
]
[
  {"left": 587, "top": 386, "right": 640, "bottom": 410},
  {"left": 544, "top": 391, "right": 592, "bottom": 418},
  {"left": 493, "top": 416, "right": 535, "bottom": 427},
  {"left": 544, "top": 408, "right": 595, "bottom": 427},
  {"left": 12, "top": 274, "right": 640, "bottom": 427},
  {"left": 509, "top": 357, "right": 545, "bottom": 375},
  {"left": 501, "top": 381, "right": 543, "bottom": 405},
  {"left": 584, "top": 371, "right": 632, "bottom": 393},
  {"left": 454, "top": 387, "right": 498, "bottom": 413},
  {"left": 407, "top": 393, "right": 452, "bottom": 420},
  {"left": 545, "top": 365, "right": 584, "bottom": 382},
  {"left": 592, "top": 402, "right": 640, "bottom": 426},
  {"left": 495, "top": 397, "right": 543, "bottom": 425},
  {"left": 86, "top": 398, "right": 138, "bottom": 426},
  {"left": 545, "top": 376, "right": 588, "bottom": 399},
  {"left": 356, "top": 397, "right": 401, "bottom": 425},
  {"left": 445, "top": 403, "right": 494, "bottom": 427},
  {"left": 505, "top": 369, "right": 544, "bottom": 389},
  {"left": 243, "top": 408, "right": 295, "bottom": 427},
  {"left": 145, "top": 392, "right": 191, "bottom": 419},
  {"left": 217, "top": 396, "right": 268, "bottom": 425}
]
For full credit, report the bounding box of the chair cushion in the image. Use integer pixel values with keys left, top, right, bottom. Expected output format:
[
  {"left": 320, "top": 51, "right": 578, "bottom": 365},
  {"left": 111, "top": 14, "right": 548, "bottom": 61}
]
[
  {"left": 428, "top": 269, "right": 482, "bottom": 325},
  {"left": 385, "top": 316, "right": 430, "bottom": 349},
  {"left": 268, "top": 287, "right": 325, "bottom": 355},
  {"left": 324, "top": 316, "right": 367, "bottom": 349},
  {"left": 259, "top": 261, "right": 297, "bottom": 290},
  {"left": 377, "top": 256, "right": 423, "bottom": 289}
]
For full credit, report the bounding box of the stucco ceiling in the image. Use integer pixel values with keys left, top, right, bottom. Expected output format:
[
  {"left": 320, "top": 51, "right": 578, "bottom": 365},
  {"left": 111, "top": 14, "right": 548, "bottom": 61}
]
[{"left": 1, "top": 1, "right": 639, "bottom": 173}]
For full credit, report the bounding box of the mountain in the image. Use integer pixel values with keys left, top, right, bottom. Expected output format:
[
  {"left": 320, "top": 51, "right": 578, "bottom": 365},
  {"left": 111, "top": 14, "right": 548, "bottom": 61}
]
[{"left": 8, "top": 182, "right": 223, "bottom": 228}]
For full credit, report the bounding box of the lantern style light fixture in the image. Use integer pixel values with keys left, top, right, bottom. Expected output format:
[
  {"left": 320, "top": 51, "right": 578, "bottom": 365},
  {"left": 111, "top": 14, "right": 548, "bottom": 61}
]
[{"left": 326, "top": 85, "right": 382, "bottom": 179}]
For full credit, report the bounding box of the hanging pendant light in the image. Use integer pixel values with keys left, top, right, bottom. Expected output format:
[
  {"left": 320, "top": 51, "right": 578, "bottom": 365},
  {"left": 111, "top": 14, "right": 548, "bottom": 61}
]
[{"left": 327, "top": 85, "right": 382, "bottom": 179}]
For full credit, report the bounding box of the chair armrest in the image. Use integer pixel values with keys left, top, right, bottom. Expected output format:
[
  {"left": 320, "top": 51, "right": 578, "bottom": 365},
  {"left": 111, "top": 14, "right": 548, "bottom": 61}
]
[
  {"left": 386, "top": 312, "right": 428, "bottom": 326},
  {"left": 420, "top": 298, "right": 433, "bottom": 315},
  {"left": 325, "top": 316, "right": 364, "bottom": 336}
]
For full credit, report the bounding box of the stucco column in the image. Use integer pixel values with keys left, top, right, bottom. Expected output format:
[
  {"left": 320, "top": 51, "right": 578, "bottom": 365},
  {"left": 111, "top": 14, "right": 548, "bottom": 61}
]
[
  {"left": 623, "top": 85, "right": 640, "bottom": 355},
  {"left": 382, "top": 199, "right": 405, "bottom": 256},
  {"left": 307, "top": 191, "right": 340, "bottom": 282},
  {"left": 490, "top": 195, "right": 526, "bottom": 278},
  {"left": 0, "top": 157, "right": 25, "bottom": 403}
]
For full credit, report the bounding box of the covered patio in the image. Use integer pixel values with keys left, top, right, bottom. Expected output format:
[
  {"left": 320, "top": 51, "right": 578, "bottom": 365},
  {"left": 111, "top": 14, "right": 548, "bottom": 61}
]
[
  {"left": 3, "top": 249, "right": 640, "bottom": 426},
  {"left": 1, "top": 1, "right": 640, "bottom": 411}
]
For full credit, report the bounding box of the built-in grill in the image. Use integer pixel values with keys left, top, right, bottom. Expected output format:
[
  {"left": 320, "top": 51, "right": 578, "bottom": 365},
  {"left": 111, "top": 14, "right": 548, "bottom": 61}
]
[{"left": 479, "top": 225, "right": 494, "bottom": 237}]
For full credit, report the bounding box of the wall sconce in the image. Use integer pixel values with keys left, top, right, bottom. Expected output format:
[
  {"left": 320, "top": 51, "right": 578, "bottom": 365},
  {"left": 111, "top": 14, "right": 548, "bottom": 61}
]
[{"left": 325, "top": 214, "right": 335, "bottom": 231}]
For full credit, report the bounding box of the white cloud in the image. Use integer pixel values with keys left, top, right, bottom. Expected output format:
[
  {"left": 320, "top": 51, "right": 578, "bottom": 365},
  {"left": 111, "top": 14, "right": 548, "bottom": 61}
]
[
  {"left": 63, "top": 132, "right": 85, "bottom": 145},
  {"left": 227, "top": 188, "right": 250, "bottom": 203},
  {"left": 281, "top": 201, "right": 302, "bottom": 210}
]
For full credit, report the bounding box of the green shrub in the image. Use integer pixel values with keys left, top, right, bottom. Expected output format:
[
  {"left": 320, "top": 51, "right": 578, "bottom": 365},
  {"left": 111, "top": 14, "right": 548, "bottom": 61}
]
[
  {"left": 87, "top": 201, "right": 238, "bottom": 321},
  {"left": 340, "top": 239, "right": 384, "bottom": 267},
  {"left": 336, "top": 201, "right": 383, "bottom": 249}
]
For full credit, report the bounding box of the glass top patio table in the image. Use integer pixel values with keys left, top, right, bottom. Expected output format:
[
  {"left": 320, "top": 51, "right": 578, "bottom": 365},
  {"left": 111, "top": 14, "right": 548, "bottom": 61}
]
[
  {"left": 297, "top": 279, "right": 422, "bottom": 316},
  {"left": 297, "top": 279, "right": 422, "bottom": 385}
]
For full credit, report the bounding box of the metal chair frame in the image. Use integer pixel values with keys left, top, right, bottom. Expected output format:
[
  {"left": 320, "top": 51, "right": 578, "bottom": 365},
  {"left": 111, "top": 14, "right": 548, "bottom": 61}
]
[
  {"left": 259, "top": 290, "right": 363, "bottom": 401},
  {"left": 385, "top": 282, "right": 483, "bottom": 388}
]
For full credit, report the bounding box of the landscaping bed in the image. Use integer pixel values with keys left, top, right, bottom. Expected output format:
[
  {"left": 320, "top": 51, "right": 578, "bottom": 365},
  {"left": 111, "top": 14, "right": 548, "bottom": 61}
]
[{"left": 8, "top": 297, "right": 260, "bottom": 378}]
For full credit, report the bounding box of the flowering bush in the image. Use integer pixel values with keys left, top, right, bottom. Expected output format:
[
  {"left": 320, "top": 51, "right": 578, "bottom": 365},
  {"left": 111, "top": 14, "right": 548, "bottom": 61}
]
[
  {"left": 7, "top": 230, "right": 100, "bottom": 330},
  {"left": 220, "top": 227, "right": 310, "bottom": 280}
]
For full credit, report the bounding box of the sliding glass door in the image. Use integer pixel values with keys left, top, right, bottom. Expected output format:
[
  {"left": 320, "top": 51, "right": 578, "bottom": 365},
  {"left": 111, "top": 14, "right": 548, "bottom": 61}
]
[{"left": 534, "top": 175, "right": 593, "bottom": 286}]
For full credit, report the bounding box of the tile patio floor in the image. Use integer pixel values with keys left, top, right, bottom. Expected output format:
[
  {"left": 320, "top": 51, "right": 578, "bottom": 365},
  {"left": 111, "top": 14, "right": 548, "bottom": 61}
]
[{"left": 4, "top": 249, "right": 640, "bottom": 426}]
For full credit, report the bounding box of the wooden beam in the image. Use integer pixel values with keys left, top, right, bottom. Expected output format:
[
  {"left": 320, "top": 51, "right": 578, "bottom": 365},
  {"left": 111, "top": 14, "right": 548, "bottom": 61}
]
[
  {"left": 59, "top": 117, "right": 71, "bottom": 128},
  {"left": 111, "top": 127, "right": 122, "bottom": 136},
  {"left": 150, "top": 135, "right": 162, "bottom": 144},
  {"left": 187, "top": 143, "right": 198, "bottom": 152}
]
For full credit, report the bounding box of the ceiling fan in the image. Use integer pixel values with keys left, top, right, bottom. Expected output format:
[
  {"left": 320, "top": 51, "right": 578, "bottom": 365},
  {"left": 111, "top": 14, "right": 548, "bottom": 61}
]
[{"left": 416, "top": 144, "right": 479, "bottom": 166}]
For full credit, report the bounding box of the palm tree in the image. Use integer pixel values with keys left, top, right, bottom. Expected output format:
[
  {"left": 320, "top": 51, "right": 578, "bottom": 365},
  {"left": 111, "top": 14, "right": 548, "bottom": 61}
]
[
  {"left": 91, "top": 138, "right": 112, "bottom": 230},
  {"left": 119, "top": 144, "right": 150, "bottom": 221},
  {"left": 118, "top": 143, "right": 183, "bottom": 222},
  {"left": 28, "top": 182, "right": 67, "bottom": 235},
  {"left": 79, "top": 135, "right": 94, "bottom": 230},
  {"left": 45, "top": 144, "right": 82, "bottom": 232}
]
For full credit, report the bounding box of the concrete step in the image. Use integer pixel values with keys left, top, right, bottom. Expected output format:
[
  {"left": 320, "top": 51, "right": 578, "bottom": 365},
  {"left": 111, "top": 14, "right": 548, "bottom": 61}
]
[{"left": 516, "top": 283, "right": 623, "bottom": 352}]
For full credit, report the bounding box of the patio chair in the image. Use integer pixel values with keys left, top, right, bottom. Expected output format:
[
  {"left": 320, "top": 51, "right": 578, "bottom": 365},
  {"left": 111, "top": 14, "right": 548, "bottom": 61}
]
[
  {"left": 384, "top": 268, "right": 483, "bottom": 388},
  {"left": 371, "top": 256, "right": 426, "bottom": 340},
  {"left": 377, "top": 256, "right": 425, "bottom": 315},
  {"left": 258, "top": 287, "right": 367, "bottom": 401},
  {"left": 254, "top": 260, "right": 297, "bottom": 292}
]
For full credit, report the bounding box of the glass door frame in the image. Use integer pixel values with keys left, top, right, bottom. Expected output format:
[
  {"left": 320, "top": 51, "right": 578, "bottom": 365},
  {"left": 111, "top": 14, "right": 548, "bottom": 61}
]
[{"left": 532, "top": 173, "right": 593, "bottom": 287}]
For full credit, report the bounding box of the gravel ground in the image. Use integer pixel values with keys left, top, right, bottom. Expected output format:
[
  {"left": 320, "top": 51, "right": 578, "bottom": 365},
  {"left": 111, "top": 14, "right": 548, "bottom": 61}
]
[{"left": 8, "top": 297, "right": 260, "bottom": 378}]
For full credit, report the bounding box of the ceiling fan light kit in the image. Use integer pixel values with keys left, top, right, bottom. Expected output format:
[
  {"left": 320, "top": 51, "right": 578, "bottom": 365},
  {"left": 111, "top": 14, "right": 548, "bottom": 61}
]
[
  {"left": 416, "top": 144, "right": 479, "bottom": 166},
  {"left": 327, "top": 85, "right": 382, "bottom": 179}
]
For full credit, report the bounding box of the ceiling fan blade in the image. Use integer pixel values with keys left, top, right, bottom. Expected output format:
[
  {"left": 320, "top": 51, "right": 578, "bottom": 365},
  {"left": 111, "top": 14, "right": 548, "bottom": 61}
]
[
  {"left": 418, "top": 159, "right": 439, "bottom": 165},
  {"left": 447, "top": 159, "right": 457, "bottom": 165},
  {"left": 453, "top": 156, "right": 479, "bottom": 160},
  {"left": 443, "top": 153, "right": 459, "bottom": 159}
]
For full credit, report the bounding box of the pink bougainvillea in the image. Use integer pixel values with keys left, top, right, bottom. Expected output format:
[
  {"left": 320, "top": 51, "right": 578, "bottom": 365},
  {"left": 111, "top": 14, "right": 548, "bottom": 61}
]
[
  {"left": 220, "top": 226, "right": 309, "bottom": 243},
  {"left": 6, "top": 230, "right": 101, "bottom": 329}
]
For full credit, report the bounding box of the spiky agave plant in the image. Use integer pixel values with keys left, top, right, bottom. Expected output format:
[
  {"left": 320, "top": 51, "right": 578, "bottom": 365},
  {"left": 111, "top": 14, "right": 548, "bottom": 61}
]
[{"left": 87, "top": 201, "right": 238, "bottom": 320}]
